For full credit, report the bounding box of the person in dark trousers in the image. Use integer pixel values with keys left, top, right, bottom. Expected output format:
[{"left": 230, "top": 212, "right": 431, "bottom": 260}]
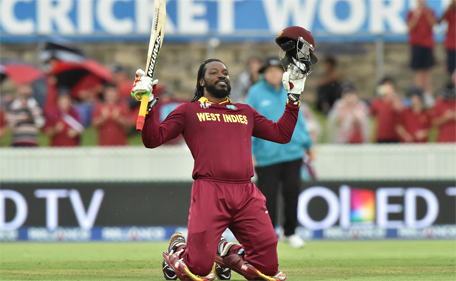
[
  {"left": 439, "top": 0, "right": 456, "bottom": 78},
  {"left": 246, "top": 56, "right": 313, "bottom": 249},
  {"left": 407, "top": 0, "right": 437, "bottom": 106}
]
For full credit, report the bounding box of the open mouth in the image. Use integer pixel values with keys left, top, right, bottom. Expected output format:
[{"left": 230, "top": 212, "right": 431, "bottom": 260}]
[{"left": 216, "top": 81, "right": 227, "bottom": 87}]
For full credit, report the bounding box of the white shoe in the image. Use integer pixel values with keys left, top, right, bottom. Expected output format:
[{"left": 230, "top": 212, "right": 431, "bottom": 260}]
[{"left": 285, "top": 234, "right": 305, "bottom": 249}]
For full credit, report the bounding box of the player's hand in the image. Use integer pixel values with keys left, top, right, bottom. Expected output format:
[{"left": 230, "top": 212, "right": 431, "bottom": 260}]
[
  {"left": 131, "top": 69, "right": 158, "bottom": 102},
  {"left": 282, "top": 59, "right": 307, "bottom": 104}
]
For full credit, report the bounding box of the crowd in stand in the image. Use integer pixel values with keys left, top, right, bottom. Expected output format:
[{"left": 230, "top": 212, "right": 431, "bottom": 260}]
[
  {"left": 0, "top": 57, "right": 454, "bottom": 148},
  {"left": 0, "top": 46, "right": 188, "bottom": 147},
  {"left": 0, "top": 0, "right": 454, "bottom": 148}
]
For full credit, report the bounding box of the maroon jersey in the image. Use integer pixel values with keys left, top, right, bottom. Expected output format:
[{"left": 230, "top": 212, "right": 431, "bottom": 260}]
[
  {"left": 398, "top": 108, "right": 431, "bottom": 143},
  {"left": 433, "top": 98, "right": 456, "bottom": 143},
  {"left": 142, "top": 97, "right": 299, "bottom": 181},
  {"left": 370, "top": 98, "right": 400, "bottom": 141}
]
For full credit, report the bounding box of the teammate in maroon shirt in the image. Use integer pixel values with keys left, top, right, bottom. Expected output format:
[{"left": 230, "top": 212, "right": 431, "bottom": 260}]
[
  {"left": 44, "top": 95, "right": 84, "bottom": 147},
  {"left": 433, "top": 84, "right": 456, "bottom": 143},
  {"left": 439, "top": 0, "right": 456, "bottom": 77},
  {"left": 370, "top": 78, "right": 403, "bottom": 143},
  {"left": 396, "top": 88, "right": 431, "bottom": 143},
  {"left": 92, "top": 84, "right": 131, "bottom": 146},
  {"left": 407, "top": 0, "right": 437, "bottom": 105},
  {"left": 132, "top": 54, "right": 309, "bottom": 280}
]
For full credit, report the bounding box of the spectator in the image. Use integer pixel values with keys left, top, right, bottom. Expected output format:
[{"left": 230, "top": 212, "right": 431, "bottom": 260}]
[
  {"left": 44, "top": 95, "right": 84, "bottom": 147},
  {"left": 432, "top": 84, "right": 456, "bottom": 143},
  {"left": 327, "top": 83, "right": 370, "bottom": 144},
  {"left": 407, "top": 0, "right": 437, "bottom": 106},
  {"left": 396, "top": 87, "right": 431, "bottom": 143},
  {"left": 300, "top": 103, "right": 321, "bottom": 181},
  {"left": 112, "top": 64, "right": 134, "bottom": 100},
  {"left": 246, "top": 56, "right": 314, "bottom": 248},
  {"left": 315, "top": 56, "right": 343, "bottom": 114},
  {"left": 0, "top": 108, "right": 8, "bottom": 146},
  {"left": 370, "top": 77, "right": 403, "bottom": 143},
  {"left": 230, "top": 56, "right": 262, "bottom": 103},
  {"left": 92, "top": 84, "right": 131, "bottom": 146},
  {"left": 0, "top": 79, "right": 16, "bottom": 110},
  {"left": 439, "top": 0, "right": 456, "bottom": 77},
  {"left": 6, "top": 84, "right": 45, "bottom": 147},
  {"left": 71, "top": 75, "right": 104, "bottom": 127},
  {"left": 301, "top": 103, "right": 321, "bottom": 145}
]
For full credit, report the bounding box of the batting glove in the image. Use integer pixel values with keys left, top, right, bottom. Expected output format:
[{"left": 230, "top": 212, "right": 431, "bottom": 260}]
[
  {"left": 282, "top": 59, "right": 307, "bottom": 102},
  {"left": 131, "top": 69, "right": 158, "bottom": 102}
]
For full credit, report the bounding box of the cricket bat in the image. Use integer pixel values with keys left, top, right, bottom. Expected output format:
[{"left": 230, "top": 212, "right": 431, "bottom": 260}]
[{"left": 136, "top": 0, "right": 167, "bottom": 132}]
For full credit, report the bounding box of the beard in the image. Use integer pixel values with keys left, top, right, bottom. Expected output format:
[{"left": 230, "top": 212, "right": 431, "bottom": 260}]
[{"left": 204, "top": 79, "right": 231, "bottom": 99}]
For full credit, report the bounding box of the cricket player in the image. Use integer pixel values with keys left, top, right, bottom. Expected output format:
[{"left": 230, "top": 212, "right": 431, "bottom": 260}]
[{"left": 132, "top": 27, "right": 316, "bottom": 281}]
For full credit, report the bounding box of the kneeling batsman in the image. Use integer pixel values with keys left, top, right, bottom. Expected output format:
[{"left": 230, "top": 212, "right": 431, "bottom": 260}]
[{"left": 130, "top": 25, "right": 316, "bottom": 281}]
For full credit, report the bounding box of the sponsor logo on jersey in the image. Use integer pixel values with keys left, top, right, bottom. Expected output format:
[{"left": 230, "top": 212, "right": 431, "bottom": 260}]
[
  {"left": 226, "top": 105, "right": 237, "bottom": 110},
  {"left": 200, "top": 102, "right": 211, "bottom": 109}
]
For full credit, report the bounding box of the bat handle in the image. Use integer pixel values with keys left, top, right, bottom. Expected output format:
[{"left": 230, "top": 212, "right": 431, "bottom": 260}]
[{"left": 136, "top": 92, "right": 150, "bottom": 132}]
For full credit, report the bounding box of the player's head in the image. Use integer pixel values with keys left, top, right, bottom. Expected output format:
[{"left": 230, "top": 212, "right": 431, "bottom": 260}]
[
  {"left": 192, "top": 59, "right": 231, "bottom": 102},
  {"left": 407, "top": 87, "right": 424, "bottom": 108},
  {"left": 57, "top": 94, "right": 72, "bottom": 113},
  {"left": 103, "top": 83, "right": 119, "bottom": 104},
  {"left": 340, "top": 82, "right": 358, "bottom": 105},
  {"left": 377, "top": 76, "right": 396, "bottom": 98},
  {"left": 324, "top": 56, "right": 337, "bottom": 72}
]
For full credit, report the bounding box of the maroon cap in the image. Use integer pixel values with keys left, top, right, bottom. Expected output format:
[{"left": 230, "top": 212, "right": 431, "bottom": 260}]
[{"left": 276, "top": 26, "right": 318, "bottom": 64}]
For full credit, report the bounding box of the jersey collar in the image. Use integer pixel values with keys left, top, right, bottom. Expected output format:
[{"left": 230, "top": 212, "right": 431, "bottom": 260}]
[{"left": 198, "top": 96, "right": 232, "bottom": 104}]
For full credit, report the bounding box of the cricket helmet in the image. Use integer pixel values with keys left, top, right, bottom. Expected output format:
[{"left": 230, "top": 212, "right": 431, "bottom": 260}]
[{"left": 276, "top": 26, "right": 318, "bottom": 71}]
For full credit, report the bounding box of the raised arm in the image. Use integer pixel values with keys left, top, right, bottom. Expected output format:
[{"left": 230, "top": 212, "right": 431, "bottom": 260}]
[
  {"left": 130, "top": 69, "right": 186, "bottom": 148},
  {"left": 251, "top": 59, "right": 308, "bottom": 143},
  {"left": 424, "top": 8, "right": 437, "bottom": 26},
  {"left": 251, "top": 103, "right": 299, "bottom": 144},
  {"left": 141, "top": 103, "right": 186, "bottom": 148}
]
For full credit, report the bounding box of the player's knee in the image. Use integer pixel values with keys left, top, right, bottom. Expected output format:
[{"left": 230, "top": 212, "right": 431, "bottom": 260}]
[
  {"left": 190, "top": 260, "right": 214, "bottom": 276},
  {"left": 248, "top": 238, "right": 278, "bottom": 276},
  {"left": 186, "top": 250, "right": 215, "bottom": 276},
  {"left": 255, "top": 260, "right": 278, "bottom": 276}
]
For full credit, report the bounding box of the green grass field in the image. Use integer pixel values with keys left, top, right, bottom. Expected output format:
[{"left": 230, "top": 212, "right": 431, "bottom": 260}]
[{"left": 1, "top": 240, "right": 455, "bottom": 280}]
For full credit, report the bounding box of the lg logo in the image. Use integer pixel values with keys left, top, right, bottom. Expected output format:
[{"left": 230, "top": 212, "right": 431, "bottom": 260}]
[{"left": 0, "top": 189, "right": 104, "bottom": 231}]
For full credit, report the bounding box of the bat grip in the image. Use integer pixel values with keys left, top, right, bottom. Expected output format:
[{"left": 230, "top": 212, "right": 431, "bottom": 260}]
[{"left": 136, "top": 92, "right": 150, "bottom": 132}]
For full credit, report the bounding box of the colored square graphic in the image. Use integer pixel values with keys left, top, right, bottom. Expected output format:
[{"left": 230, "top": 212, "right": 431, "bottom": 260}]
[{"left": 350, "top": 188, "right": 375, "bottom": 223}]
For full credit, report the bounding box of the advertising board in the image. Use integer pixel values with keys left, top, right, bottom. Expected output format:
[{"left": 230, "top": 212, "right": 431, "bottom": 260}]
[
  {"left": 0, "top": 0, "right": 451, "bottom": 42},
  {"left": 1, "top": 181, "right": 454, "bottom": 232}
]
